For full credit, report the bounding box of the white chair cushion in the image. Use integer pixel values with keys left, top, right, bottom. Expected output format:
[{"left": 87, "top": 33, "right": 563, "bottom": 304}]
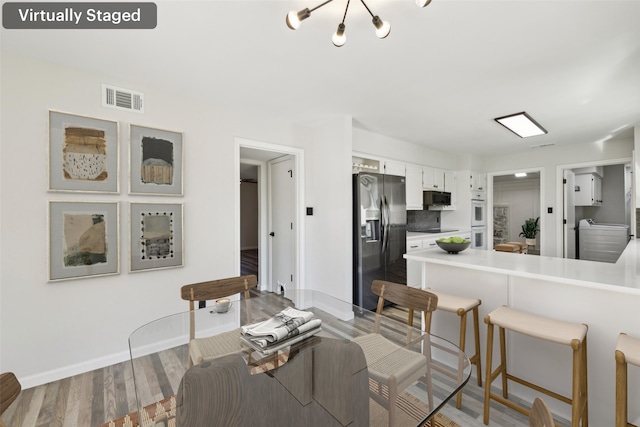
[
  {"left": 617, "top": 333, "right": 640, "bottom": 367},
  {"left": 428, "top": 290, "right": 480, "bottom": 313},
  {"left": 486, "top": 306, "right": 587, "bottom": 346},
  {"left": 190, "top": 328, "right": 243, "bottom": 364},
  {"left": 353, "top": 333, "right": 427, "bottom": 392}
]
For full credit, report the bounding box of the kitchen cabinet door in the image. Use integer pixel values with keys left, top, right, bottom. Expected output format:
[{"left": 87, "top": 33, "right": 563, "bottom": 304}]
[
  {"left": 594, "top": 174, "right": 602, "bottom": 205},
  {"left": 405, "top": 164, "right": 424, "bottom": 210},
  {"left": 442, "top": 171, "right": 457, "bottom": 210},
  {"left": 423, "top": 166, "right": 435, "bottom": 189},
  {"left": 423, "top": 166, "right": 445, "bottom": 190},
  {"left": 406, "top": 238, "right": 424, "bottom": 288},
  {"left": 383, "top": 160, "right": 406, "bottom": 177},
  {"left": 470, "top": 170, "right": 487, "bottom": 192},
  {"left": 575, "top": 173, "right": 602, "bottom": 206}
]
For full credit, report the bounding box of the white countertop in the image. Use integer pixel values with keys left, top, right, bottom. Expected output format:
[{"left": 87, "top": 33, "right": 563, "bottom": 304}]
[{"left": 404, "top": 239, "right": 640, "bottom": 294}]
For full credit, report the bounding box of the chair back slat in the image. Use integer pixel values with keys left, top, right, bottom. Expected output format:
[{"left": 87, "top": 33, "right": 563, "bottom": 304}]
[
  {"left": 180, "top": 275, "right": 258, "bottom": 343},
  {"left": 181, "top": 275, "right": 258, "bottom": 303},
  {"left": 371, "top": 280, "right": 438, "bottom": 332}
]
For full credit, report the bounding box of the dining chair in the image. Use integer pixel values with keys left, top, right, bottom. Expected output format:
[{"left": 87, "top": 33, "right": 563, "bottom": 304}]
[
  {"left": 353, "top": 280, "right": 438, "bottom": 426},
  {"left": 529, "top": 397, "right": 555, "bottom": 427},
  {"left": 175, "top": 337, "right": 369, "bottom": 427},
  {"left": 0, "top": 372, "right": 21, "bottom": 427},
  {"left": 180, "top": 274, "right": 258, "bottom": 366}
]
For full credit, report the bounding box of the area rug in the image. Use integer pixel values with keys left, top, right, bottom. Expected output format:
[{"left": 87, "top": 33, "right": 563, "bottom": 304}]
[
  {"left": 98, "top": 393, "right": 460, "bottom": 427},
  {"left": 97, "top": 396, "right": 175, "bottom": 427},
  {"left": 369, "top": 392, "right": 461, "bottom": 427}
]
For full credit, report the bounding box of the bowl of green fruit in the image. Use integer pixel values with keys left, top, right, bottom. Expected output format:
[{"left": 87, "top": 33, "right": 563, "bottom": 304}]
[{"left": 436, "top": 236, "right": 471, "bottom": 254}]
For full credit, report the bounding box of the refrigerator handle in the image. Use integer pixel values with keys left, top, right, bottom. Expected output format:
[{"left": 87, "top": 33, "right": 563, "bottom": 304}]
[
  {"left": 380, "top": 196, "right": 387, "bottom": 254},
  {"left": 381, "top": 195, "right": 390, "bottom": 254},
  {"left": 385, "top": 196, "right": 391, "bottom": 250}
]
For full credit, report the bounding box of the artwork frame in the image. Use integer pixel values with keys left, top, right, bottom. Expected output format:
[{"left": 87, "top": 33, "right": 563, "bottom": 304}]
[
  {"left": 130, "top": 202, "right": 184, "bottom": 272},
  {"left": 49, "top": 111, "right": 119, "bottom": 193},
  {"left": 49, "top": 201, "right": 120, "bottom": 282},
  {"left": 129, "top": 125, "right": 183, "bottom": 196}
]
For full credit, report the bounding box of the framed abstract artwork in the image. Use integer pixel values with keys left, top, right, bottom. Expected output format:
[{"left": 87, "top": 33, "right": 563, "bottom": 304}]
[
  {"left": 130, "top": 202, "right": 184, "bottom": 272},
  {"left": 49, "top": 111, "right": 119, "bottom": 193},
  {"left": 49, "top": 201, "right": 120, "bottom": 281},
  {"left": 493, "top": 204, "right": 510, "bottom": 247},
  {"left": 129, "top": 125, "right": 183, "bottom": 195}
]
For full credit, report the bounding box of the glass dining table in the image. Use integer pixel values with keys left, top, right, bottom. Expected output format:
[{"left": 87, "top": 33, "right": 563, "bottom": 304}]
[{"left": 129, "top": 289, "right": 471, "bottom": 427}]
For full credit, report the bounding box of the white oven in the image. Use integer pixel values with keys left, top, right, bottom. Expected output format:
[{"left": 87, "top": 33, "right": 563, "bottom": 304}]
[
  {"left": 471, "top": 199, "right": 486, "bottom": 227},
  {"left": 470, "top": 226, "right": 487, "bottom": 249}
]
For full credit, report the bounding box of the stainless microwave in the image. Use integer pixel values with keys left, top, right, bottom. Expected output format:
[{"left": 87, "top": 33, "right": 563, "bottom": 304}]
[{"left": 423, "top": 191, "right": 451, "bottom": 206}]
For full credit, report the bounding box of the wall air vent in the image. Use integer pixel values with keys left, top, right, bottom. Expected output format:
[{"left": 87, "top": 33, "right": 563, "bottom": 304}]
[
  {"left": 529, "top": 142, "right": 556, "bottom": 149},
  {"left": 102, "top": 84, "right": 144, "bottom": 113}
]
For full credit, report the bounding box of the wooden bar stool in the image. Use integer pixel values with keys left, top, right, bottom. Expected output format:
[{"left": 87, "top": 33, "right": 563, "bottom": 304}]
[
  {"left": 495, "top": 243, "right": 520, "bottom": 253},
  {"left": 483, "top": 306, "right": 588, "bottom": 427},
  {"left": 505, "top": 241, "right": 527, "bottom": 253},
  {"left": 429, "top": 289, "right": 483, "bottom": 409},
  {"left": 615, "top": 332, "right": 640, "bottom": 427}
]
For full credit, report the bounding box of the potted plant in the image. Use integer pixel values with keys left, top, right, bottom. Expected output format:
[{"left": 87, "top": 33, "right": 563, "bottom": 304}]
[{"left": 519, "top": 217, "right": 540, "bottom": 246}]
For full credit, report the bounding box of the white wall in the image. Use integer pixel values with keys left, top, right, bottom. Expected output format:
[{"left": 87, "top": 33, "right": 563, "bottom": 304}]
[
  {"left": 296, "top": 117, "right": 354, "bottom": 303},
  {"left": 352, "top": 127, "right": 457, "bottom": 170},
  {"left": 0, "top": 52, "right": 353, "bottom": 387},
  {"left": 483, "top": 138, "right": 634, "bottom": 256}
]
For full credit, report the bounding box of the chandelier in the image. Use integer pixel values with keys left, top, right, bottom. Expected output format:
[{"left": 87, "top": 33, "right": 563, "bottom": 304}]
[{"left": 286, "top": 0, "right": 432, "bottom": 47}]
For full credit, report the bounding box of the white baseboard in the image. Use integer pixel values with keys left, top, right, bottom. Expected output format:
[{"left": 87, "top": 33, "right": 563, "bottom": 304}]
[
  {"left": 19, "top": 350, "right": 130, "bottom": 389},
  {"left": 20, "top": 336, "right": 191, "bottom": 389}
]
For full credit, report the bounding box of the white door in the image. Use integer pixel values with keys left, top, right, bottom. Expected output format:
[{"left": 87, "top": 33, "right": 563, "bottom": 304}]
[
  {"left": 268, "top": 156, "right": 295, "bottom": 292},
  {"left": 563, "top": 169, "right": 576, "bottom": 258}
]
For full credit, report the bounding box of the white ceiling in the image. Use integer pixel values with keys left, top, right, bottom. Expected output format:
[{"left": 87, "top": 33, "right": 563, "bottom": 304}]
[{"left": 3, "top": 0, "right": 640, "bottom": 157}]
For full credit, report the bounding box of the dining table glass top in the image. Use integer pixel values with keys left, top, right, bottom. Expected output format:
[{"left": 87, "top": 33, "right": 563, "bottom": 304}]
[{"left": 129, "top": 289, "right": 471, "bottom": 427}]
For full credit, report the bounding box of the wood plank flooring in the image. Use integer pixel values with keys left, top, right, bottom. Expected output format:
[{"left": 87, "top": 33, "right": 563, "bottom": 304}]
[
  {"left": 240, "top": 249, "right": 258, "bottom": 278},
  {"left": 2, "top": 294, "right": 569, "bottom": 427}
]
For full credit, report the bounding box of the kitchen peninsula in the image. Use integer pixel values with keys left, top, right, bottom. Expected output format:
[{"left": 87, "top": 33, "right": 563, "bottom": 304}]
[{"left": 404, "top": 241, "right": 640, "bottom": 427}]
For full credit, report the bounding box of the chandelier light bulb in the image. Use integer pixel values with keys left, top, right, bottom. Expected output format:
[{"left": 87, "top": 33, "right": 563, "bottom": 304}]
[
  {"left": 372, "top": 16, "right": 390, "bottom": 39},
  {"left": 332, "top": 23, "right": 346, "bottom": 47},
  {"left": 415, "top": 0, "right": 432, "bottom": 7},
  {"left": 286, "top": 9, "right": 311, "bottom": 30}
]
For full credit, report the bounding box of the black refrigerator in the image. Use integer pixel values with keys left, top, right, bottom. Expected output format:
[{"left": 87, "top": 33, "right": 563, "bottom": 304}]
[{"left": 353, "top": 172, "right": 407, "bottom": 311}]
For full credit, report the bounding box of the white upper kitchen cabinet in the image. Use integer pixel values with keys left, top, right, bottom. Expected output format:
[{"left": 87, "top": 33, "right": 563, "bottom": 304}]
[
  {"left": 383, "top": 159, "right": 406, "bottom": 177},
  {"left": 443, "top": 170, "right": 457, "bottom": 210},
  {"left": 423, "top": 166, "right": 445, "bottom": 190},
  {"left": 405, "top": 164, "right": 424, "bottom": 210},
  {"left": 470, "top": 170, "right": 487, "bottom": 192},
  {"left": 575, "top": 173, "right": 603, "bottom": 206}
]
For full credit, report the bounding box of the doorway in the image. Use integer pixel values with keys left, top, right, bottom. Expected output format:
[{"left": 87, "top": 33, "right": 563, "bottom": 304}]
[
  {"left": 240, "top": 163, "right": 259, "bottom": 277},
  {"left": 557, "top": 158, "right": 633, "bottom": 259},
  {"left": 235, "top": 138, "right": 305, "bottom": 293},
  {"left": 489, "top": 169, "right": 543, "bottom": 254}
]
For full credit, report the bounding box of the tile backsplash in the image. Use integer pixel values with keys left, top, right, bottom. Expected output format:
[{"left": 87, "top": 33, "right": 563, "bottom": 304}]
[{"left": 407, "top": 210, "right": 441, "bottom": 231}]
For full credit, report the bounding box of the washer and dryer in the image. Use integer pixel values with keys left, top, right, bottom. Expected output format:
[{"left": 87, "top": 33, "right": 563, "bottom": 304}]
[{"left": 578, "top": 219, "right": 630, "bottom": 263}]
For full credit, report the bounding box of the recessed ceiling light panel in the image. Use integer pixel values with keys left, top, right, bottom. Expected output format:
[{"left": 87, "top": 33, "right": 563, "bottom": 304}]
[{"left": 495, "top": 112, "right": 547, "bottom": 138}]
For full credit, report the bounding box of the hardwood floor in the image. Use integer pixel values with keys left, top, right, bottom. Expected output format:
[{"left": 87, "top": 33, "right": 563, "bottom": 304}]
[
  {"left": 2, "top": 295, "right": 569, "bottom": 427},
  {"left": 240, "top": 248, "right": 258, "bottom": 278}
]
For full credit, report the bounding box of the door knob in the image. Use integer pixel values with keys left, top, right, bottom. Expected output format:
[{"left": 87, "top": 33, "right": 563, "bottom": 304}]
[{"left": 270, "top": 232, "right": 275, "bottom": 236}]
